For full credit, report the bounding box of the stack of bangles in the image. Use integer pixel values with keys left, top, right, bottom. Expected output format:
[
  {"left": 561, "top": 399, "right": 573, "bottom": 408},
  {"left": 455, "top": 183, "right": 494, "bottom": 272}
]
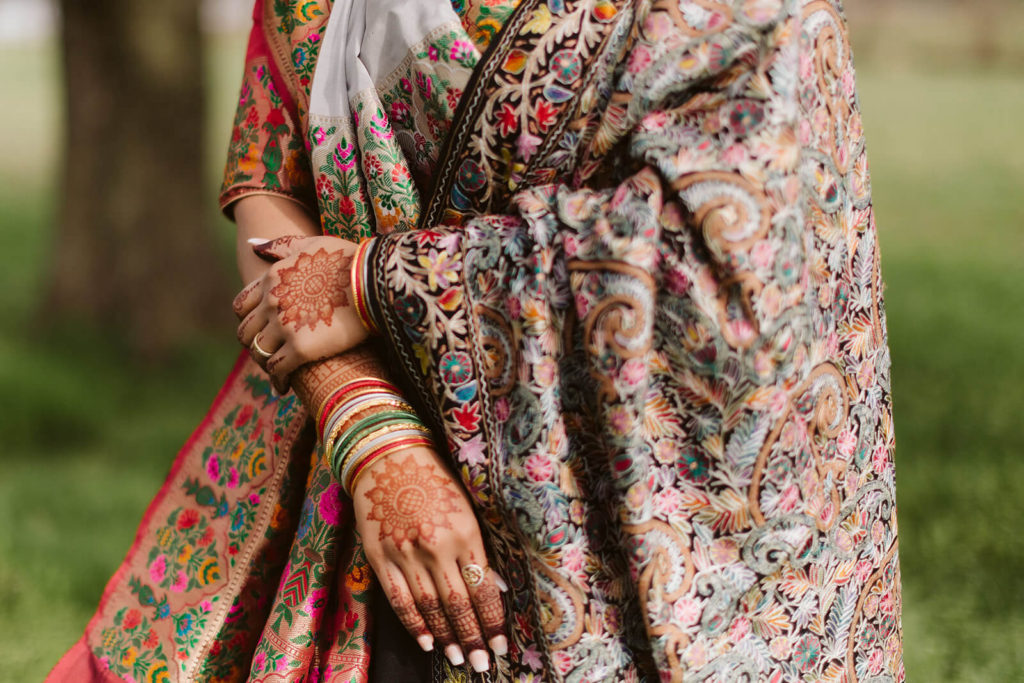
[
  {"left": 350, "top": 237, "right": 380, "bottom": 336},
  {"left": 318, "top": 377, "right": 431, "bottom": 495}
]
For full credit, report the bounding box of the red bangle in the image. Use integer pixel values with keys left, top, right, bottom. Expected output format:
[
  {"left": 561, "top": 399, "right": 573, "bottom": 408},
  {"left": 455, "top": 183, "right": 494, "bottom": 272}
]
[
  {"left": 315, "top": 378, "right": 402, "bottom": 437},
  {"left": 352, "top": 238, "right": 379, "bottom": 335},
  {"left": 316, "top": 390, "right": 349, "bottom": 437}
]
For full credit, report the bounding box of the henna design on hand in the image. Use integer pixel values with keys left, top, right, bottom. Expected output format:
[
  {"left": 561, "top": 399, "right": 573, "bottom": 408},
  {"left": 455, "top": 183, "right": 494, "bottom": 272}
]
[
  {"left": 232, "top": 279, "right": 260, "bottom": 318},
  {"left": 270, "top": 248, "right": 352, "bottom": 331},
  {"left": 472, "top": 583, "right": 506, "bottom": 640},
  {"left": 292, "top": 347, "right": 386, "bottom": 409},
  {"left": 446, "top": 589, "right": 486, "bottom": 653},
  {"left": 417, "top": 592, "right": 455, "bottom": 645},
  {"left": 364, "top": 456, "right": 460, "bottom": 548},
  {"left": 388, "top": 587, "right": 430, "bottom": 638}
]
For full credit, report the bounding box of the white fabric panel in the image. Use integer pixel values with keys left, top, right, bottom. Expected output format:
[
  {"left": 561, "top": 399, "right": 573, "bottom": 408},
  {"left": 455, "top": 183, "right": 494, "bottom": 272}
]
[{"left": 309, "top": 0, "right": 461, "bottom": 118}]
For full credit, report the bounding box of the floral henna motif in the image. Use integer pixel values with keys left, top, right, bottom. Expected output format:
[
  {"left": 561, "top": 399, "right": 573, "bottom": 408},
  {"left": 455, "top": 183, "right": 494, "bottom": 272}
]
[
  {"left": 364, "top": 456, "right": 460, "bottom": 548},
  {"left": 271, "top": 248, "right": 352, "bottom": 331}
]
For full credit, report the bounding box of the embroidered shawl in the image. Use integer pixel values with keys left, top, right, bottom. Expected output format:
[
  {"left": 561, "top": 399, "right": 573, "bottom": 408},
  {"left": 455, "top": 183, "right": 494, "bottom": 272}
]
[{"left": 366, "top": 0, "right": 906, "bottom": 680}]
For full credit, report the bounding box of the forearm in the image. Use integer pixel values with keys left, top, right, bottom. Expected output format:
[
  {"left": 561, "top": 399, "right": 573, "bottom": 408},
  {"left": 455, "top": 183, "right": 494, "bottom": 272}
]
[
  {"left": 233, "top": 194, "right": 320, "bottom": 284},
  {"left": 291, "top": 345, "right": 395, "bottom": 417}
]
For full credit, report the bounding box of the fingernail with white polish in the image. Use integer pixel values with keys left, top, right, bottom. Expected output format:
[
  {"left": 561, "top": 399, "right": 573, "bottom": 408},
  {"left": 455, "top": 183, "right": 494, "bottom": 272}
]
[
  {"left": 495, "top": 575, "right": 509, "bottom": 592},
  {"left": 445, "top": 644, "right": 464, "bottom": 667},
  {"left": 468, "top": 649, "right": 490, "bottom": 673},
  {"left": 489, "top": 635, "right": 508, "bottom": 657},
  {"left": 247, "top": 237, "right": 271, "bottom": 245},
  {"left": 416, "top": 635, "right": 434, "bottom": 652}
]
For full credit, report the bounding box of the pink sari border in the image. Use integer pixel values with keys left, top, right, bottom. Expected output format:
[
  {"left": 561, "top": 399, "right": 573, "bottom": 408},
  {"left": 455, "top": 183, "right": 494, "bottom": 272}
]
[{"left": 45, "top": 351, "right": 251, "bottom": 683}]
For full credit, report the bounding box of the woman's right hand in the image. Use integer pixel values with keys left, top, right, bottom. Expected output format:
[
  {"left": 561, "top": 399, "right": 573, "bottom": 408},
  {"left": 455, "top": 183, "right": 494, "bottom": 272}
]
[{"left": 352, "top": 445, "right": 508, "bottom": 673}]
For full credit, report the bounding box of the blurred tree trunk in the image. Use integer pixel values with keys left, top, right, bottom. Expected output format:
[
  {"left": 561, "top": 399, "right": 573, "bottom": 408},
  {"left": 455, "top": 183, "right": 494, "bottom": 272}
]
[
  {"left": 45, "top": 0, "right": 230, "bottom": 357},
  {"left": 957, "top": 0, "right": 999, "bottom": 65}
]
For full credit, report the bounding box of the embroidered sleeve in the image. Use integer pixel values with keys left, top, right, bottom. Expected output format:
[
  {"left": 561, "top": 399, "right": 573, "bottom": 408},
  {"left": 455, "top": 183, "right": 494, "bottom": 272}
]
[{"left": 218, "top": 10, "right": 315, "bottom": 218}]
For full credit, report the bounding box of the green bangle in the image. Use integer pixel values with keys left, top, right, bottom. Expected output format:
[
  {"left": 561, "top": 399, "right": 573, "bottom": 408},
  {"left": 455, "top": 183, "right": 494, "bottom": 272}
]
[
  {"left": 337, "top": 410, "right": 422, "bottom": 456},
  {"left": 330, "top": 411, "right": 423, "bottom": 475},
  {"left": 331, "top": 418, "right": 423, "bottom": 479}
]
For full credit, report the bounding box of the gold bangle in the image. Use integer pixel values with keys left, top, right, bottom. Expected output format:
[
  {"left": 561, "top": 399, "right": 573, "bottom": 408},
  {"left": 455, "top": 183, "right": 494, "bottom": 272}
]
[
  {"left": 329, "top": 397, "right": 415, "bottom": 441},
  {"left": 351, "top": 238, "right": 379, "bottom": 335}
]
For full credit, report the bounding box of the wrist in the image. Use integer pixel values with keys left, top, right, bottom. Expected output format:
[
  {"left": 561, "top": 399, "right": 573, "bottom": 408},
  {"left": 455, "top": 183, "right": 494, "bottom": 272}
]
[
  {"left": 315, "top": 376, "right": 433, "bottom": 496},
  {"left": 349, "top": 444, "right": 439, "bottom": 499}
]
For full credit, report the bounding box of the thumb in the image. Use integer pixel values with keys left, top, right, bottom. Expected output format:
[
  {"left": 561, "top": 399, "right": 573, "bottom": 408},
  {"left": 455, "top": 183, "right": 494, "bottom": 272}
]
[{"left": 249, "top": 235, "right": 310, "bottom": 262}]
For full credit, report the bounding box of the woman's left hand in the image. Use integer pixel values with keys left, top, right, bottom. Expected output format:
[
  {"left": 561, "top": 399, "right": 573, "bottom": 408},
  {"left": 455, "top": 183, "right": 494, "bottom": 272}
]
[{"left": 233, "top": 235, "right": 368, "bottom": 392}]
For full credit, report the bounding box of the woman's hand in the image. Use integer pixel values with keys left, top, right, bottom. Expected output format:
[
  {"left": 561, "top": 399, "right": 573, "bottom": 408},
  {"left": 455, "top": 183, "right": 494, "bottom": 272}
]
[
  {"left": 233, "top": 235, "right": 369, "bottom": 392},
  {"left": 353, "top": 446, "right": 508, "bottom": 673}
]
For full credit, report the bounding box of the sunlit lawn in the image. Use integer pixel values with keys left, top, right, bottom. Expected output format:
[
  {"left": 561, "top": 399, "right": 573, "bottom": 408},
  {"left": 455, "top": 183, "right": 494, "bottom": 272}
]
[{"left": 1, "top": 29, "right": 1023, "bottom": 683}]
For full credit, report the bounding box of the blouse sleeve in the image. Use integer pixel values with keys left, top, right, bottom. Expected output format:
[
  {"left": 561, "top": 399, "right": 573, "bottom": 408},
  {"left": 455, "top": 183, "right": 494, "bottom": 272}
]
[{"left": 218, "top": 3, "right": 316, "bottom": 218}]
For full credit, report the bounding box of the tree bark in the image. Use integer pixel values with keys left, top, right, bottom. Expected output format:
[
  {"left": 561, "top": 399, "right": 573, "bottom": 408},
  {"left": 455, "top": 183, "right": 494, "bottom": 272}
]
[{"left": 47, "top": 0, "right": 230, "bottom": 357}]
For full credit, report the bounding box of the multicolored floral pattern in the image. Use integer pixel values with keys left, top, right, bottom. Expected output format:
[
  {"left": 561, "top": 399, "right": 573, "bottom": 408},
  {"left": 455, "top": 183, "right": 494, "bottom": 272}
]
[
  {"left": 219, "top": 4, "right": 317, "bottom": 213},
  {"left": 220, "top": 0, "right": 521, "bottom": 229},
  {"left": 58, "top": 355, "right": 377, "bottom": 683},
  {"left": 421, "top": 0, "right": 634, "bottom": 227},
  {"left": 64, "top": 0, "right": 521, "bottom": 681}
]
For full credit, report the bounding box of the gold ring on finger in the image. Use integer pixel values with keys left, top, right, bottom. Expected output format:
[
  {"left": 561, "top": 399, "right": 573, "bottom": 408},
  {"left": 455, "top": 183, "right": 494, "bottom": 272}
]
[
  {"left": 460, "top": 563, "right": 487, "bottom": 588},
  {"left": 251, "top": 333, "right": 273, "bottom": 359}
]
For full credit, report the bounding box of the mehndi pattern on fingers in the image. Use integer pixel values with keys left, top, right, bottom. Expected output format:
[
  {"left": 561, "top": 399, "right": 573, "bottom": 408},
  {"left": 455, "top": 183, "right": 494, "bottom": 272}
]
[
  {"left": 232, "top": 278, "right": 262, "bottom": 317},
  {"left": 417, "top": 592, "right": 456, "bottom": 646},
  {"left": 445, "top": 588, "right": 487, "bottom": 653},
  {"left": 387, "top": 582, "right": 430, "bottom": 639},
  {"left": 471, "top": 582, "right": 506, "bottom": 639}
]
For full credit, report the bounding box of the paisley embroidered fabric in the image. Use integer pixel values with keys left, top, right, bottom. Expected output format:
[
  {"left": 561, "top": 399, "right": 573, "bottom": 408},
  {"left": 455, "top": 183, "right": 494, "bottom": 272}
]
[{"left": 362, "top": 0, "right": 906, "bottom": 681}]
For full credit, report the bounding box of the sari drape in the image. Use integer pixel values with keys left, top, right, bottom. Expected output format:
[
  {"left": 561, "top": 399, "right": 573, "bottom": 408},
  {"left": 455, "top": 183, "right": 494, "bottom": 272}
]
[
  {"left": 49, "top": 0, "right": 904, "bottom": 682},
  {"left": 49, "top": 1, "right": 516, "bottom": 681}
]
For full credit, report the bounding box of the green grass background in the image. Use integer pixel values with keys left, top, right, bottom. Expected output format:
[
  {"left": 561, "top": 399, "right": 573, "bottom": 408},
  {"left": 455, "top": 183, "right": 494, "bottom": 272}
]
[{"left": 1, "top": 13, "right": 1023, "bottom": 683}]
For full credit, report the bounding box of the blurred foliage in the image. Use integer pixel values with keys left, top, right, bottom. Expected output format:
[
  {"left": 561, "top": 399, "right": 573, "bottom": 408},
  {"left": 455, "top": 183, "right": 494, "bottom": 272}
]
[
  {"left": 1, "top": 7, "right": 1023, "bottom": 683},
  {"left": 847, "top": 0, "right": 1024, "bottom": 72}
]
